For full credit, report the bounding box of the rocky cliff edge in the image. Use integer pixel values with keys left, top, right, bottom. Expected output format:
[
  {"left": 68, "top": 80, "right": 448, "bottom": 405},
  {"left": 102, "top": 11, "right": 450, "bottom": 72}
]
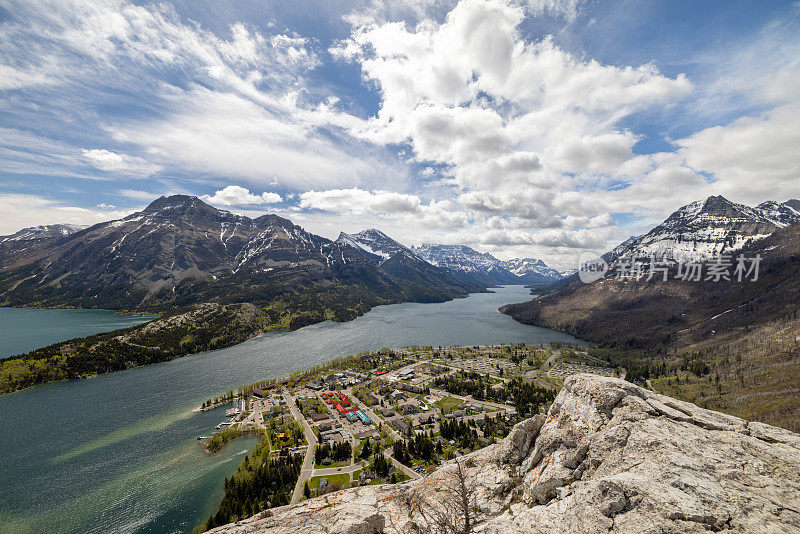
[{"left": 211, "top": 374, "right": 800, "bottom": 533}]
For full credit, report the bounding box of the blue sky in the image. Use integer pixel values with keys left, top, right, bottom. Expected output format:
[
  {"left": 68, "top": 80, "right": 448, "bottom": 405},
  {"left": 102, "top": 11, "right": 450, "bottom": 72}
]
[{"left": 1, "top": 0, "right": 798, "bottom": 267}]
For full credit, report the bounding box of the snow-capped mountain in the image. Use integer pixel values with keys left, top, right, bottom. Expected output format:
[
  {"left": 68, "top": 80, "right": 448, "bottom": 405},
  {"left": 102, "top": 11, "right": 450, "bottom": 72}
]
[
  {"left": 335, "top": 229, "right": 411, "bottom": 264},
  {"left": 0, "top": 223, "right": 86, "bottom": 242},
  {"left": 500, "top": 257, "right": 563, "bottom": 284},
  {"left": 411, "top": 244, "right": 519, "bottom": 285},
  {"left": 0, "top": 196, "right": 473, "bottom": 310},
  {"left": 608, "top": 195, "right": 800, "bottom": 262},
  {"left": 411, "top": 244, "right": 567, "bottom": 286}
]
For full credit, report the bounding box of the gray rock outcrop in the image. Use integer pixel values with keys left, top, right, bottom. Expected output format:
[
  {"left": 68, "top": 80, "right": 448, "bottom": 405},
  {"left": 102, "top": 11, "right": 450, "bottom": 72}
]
[{"left": 210, "top": 374, "right": 800, "bottom": 533}]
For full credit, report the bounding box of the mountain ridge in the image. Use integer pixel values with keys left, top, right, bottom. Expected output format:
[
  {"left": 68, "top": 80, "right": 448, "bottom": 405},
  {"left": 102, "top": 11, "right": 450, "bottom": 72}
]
[
  {"left": 606, "top": 195, "right": 800, "bottom": 262},
  {"left": 0, "top": 195, "right": 477, "bottom": 312}
]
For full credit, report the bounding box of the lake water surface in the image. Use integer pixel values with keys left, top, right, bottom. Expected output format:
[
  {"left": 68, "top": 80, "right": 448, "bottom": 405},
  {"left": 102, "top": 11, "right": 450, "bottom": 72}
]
[
  {"left": 0, "top": 308, "right": 153, "bottom": 357},
  {"left": 0, "top": 286, "right": 583, "bottom": 533}
]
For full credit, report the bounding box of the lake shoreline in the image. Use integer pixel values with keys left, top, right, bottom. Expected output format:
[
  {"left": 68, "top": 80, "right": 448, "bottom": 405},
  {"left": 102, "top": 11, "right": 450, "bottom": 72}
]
[
  {"left": 1, "top": 292, "right": 482, "bottom": 395},
  {"left": 0, "top": 286, "right": 585, "bottom": 534}
]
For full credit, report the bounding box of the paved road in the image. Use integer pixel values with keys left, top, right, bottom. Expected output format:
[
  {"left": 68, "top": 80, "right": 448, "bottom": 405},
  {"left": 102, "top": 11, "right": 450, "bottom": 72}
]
[
  {"left": 287, "top": 393, "right": 320, "bottom": 504},
  {"left": 386, "top": 447, "right": 421, "bottom": 480}
]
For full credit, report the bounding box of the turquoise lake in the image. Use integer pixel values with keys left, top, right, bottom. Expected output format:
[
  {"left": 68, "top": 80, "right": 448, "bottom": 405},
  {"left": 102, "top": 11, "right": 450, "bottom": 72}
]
[{"left": 0, "top": 307, "right": 153, "bottom": 358}]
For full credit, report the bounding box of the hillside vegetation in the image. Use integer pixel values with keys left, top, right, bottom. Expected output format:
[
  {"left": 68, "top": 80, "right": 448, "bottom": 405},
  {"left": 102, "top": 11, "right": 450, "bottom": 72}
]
[{"left": 502, "top": 224, "right": 800, "bottom": 431}]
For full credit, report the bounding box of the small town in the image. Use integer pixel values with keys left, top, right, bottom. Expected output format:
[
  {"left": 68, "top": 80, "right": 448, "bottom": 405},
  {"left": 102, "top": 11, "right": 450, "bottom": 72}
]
[{"left": 195, "top": 341, "right": 620, "bottom": 529}]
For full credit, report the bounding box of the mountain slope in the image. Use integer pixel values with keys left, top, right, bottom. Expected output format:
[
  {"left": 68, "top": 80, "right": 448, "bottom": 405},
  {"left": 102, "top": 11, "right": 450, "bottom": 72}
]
[
  {"left": 379, "top": 249, "right": 483, "bottom": 297},
  {"left": 502, "top": 212, "right": 800, "bottom": 429},
  {"left": 0, "top": 195, "right": 474, "bottom": 312},
  {"left": 501, "top": 257, "right": 563, "bottom": 284},
  {"left": 607, "top": 195, "right": 800, "bottom": 262},
  {"left": 335, "top": 228, "right": 412, "bottom": 264},
  {"left": 503, "top": 221, "right": 800, "bottom": 348},
  {"left": 411, "top": 243, "right": 523, "bottom": 286},
  {"left": 335, "top": 229, "right": 483, "bottom": 296},
  {"left": 0, "top": 223, "right": 86, "bottom": 243}
]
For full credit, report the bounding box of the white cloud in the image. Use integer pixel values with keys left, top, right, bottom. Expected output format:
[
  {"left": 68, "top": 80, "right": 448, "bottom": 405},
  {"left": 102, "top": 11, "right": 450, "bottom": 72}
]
[
  {"left": 81, "top": 149, "right": 160, "bottom": 177},
  {"left": 0, "top": 64, "right": 54, "bottom": 90},
  {"left": 107, "top": 86, "right": 391, "bottom": 189},
  {"left": 201, "top": 185, "right": 283, "bottom": 206},
  {"left": 0, "top": 194, "right": 132, "bottom": 235},
  {"left": 298, "top": 187, "right": 467, "bottom": 230},
  {"left": 1, "top": 0, "right": 404, "bottom": 191},
  {"left": 523, "top": 0, "right": 585, "bottom": 21},
  {"left": 332, "top": 0, "right": 692, "bottom": 255},
  {"left": 299, "top": 188, "right": 421, "bottom": 214},
  {"left": 677, "top": 104, "right": 800, "bottom": 203}
]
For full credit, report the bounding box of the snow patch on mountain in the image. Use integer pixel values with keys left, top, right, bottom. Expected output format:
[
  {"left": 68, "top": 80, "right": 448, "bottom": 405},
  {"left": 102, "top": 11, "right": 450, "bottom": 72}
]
[
  {"left": 335, "top": 229, "right": 411, "bottom": 264},
  {"left": 0, "top": 224, "right": 86, "bottom": 242},
  {"left": 501, "top": 257, "right": 563, "bottom": 283},
  {"left": 609, "top": 196, "right": 800, "bottom": 262}
]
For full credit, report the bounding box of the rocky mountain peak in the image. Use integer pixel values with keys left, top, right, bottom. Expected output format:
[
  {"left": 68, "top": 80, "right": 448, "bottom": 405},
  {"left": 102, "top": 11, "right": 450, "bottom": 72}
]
[
  {"left": 209, "top": 373, "right": 800, "bottom": 534},
  {"left": 335, "top": 228, "right": 411, "bottom": 263},
  {"left": 137, "top": 195, "right": 227, "bottom": 222},
  {"left": 609, "top": 195, "right": 800, "bottom": 262}
]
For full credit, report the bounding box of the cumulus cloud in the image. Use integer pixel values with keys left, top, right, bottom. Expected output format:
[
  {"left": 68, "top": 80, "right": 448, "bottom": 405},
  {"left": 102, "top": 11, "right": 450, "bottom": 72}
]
[
  {"left": 676, "top": 104, "right": 800, "bottom": 203},
  {"left": 299, "top": 188, "right": 420, "bottom": 214},
  {"left": 298, "top": 188, "right": 467, "bottom": 230},
  {"left": 201, "top": 185, "right": 283, "bottom": 206},
  {"left": 331, "top": 0, "right": 692, "bottom": 254},
  {"left": 81, "top": 149, "right": 160, "bottom": 177}
]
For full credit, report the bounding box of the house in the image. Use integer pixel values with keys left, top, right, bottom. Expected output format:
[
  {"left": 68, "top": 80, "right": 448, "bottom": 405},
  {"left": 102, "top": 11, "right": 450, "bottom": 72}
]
[
  {"left": 354, "top": 429, "right": 374, "bottom": 440},
  {"left": 399, "top": 383, "right": 424, "bottom": 394},
  {"left": 417, "top": 412, "right": 435, "bottom": 425},
  {"left": 336, "top": 403, "right": 357, "bottom": 415},
  {"left": 391, "top": 417, "right": 411, "bottom": 435},
  {"left": 398, "top": 369, "right": 415, "bottom": 380},
  {"left": 390, "top": 389, "right": 407, "bottom": 401},
  {"left": 310, "top": 412, "right": 329, "bottom": 422},
  {"left": 307, "top": 381, "right": 323, "bottom": 391},
  {"left": 399, "top": 402, "right": 420, "bottom": 415},
  {"left": 317, "top": 422, "right": 332, "bottom": 432},
  {"left": 382, "top": 408, "right": 395, "bottom": 417}
]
